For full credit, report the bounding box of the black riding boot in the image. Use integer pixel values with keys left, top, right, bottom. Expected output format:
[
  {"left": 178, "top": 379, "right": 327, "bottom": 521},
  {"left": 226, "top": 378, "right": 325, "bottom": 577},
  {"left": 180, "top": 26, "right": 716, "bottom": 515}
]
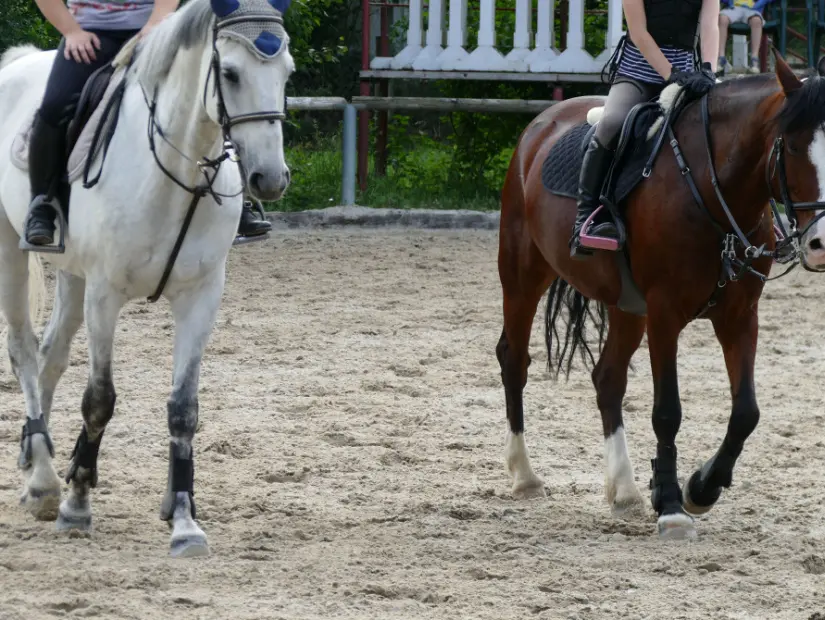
[
  {"left": 237, "top": 200, "right": 272, "bottom": 238},
  {"left": 25, "top": 113, "right": 67, "bottom": 246},
  {"left": 569, "top": 136, "right": 618, "bottom": 260}
]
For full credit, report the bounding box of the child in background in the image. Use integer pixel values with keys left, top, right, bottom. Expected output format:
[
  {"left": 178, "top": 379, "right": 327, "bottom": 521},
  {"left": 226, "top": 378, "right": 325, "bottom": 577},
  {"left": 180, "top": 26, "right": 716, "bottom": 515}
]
[{"left": 718, "top": 0, "right": 772, "bottom": 74}]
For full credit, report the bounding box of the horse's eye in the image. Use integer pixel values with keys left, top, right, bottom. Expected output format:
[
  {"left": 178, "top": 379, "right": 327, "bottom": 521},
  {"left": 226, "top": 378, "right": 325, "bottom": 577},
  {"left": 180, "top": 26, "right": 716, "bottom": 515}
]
[{"left": 222, "top": 68, "right": 240, "bottom": 84}]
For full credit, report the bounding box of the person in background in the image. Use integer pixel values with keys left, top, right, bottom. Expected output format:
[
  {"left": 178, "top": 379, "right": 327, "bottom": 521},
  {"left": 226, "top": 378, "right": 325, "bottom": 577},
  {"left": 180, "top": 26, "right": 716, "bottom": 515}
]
[{"left": 717, "top": 0, "right": 771, "bottom": 75}]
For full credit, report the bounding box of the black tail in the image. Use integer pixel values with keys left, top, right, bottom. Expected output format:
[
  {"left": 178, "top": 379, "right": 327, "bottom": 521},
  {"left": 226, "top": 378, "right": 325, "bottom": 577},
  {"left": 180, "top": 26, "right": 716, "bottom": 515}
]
[{"left": 544, "top": 278, "right": 608, "bottom": 380}]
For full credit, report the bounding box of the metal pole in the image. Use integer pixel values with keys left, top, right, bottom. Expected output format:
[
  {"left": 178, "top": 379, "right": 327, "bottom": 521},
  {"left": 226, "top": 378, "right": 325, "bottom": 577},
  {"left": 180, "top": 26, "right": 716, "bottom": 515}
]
[{"left": 341, "top": 104, "right": 357, "bottom": 206}]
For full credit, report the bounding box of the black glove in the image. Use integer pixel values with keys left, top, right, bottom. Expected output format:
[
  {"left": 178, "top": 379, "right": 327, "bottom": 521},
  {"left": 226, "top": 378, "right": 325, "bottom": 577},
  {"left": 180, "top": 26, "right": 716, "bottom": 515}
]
[{"left": 667, "top": 62, "right": 716, "bottom": 98}]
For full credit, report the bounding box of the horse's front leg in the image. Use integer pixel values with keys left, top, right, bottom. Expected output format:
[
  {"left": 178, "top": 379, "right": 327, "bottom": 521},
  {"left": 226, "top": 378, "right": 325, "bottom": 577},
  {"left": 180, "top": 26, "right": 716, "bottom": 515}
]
[
  {"left": 159, "top": 272, "right": 224, "bottom": 558},
  {"left": 683, "top": 307, "right": 760, "bottom": 515},
  {"left": 646, "top": 298, "right": 695, "bottom": 539}
]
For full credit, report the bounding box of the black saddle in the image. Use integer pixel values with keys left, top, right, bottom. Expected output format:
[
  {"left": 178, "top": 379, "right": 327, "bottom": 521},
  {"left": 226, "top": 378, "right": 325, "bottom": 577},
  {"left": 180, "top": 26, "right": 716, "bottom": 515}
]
[{"left": 541, "top": 100, "right": 666, "bottom": 210}]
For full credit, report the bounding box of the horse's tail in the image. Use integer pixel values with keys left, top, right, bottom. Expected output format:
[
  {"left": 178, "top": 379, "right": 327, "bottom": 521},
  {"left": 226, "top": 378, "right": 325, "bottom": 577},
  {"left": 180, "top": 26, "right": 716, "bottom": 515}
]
[
  {"left": 0, "top": 45, "right": 39, "bottom": 73},
  {"left": 544, "top": 277, "right": 608, "bottom": 380}
]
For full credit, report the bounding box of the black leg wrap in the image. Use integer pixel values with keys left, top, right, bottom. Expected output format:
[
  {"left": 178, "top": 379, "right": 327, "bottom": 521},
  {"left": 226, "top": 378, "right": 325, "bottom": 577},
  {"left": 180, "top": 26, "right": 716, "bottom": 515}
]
[
  {"left": 649, "top": 445, "right": 683, "bottom": 515},
  {"left": 20, "top": 417, "right": 55, "bottom": 465},
  {"left": 686, "top": 439, "right": 742, "bottom": 509},
  {"left": 65, "top": 426, "right": 103, "bottom": 487},
  {"left": 169, "top": 442, "right": 196, "bottom": 520}
]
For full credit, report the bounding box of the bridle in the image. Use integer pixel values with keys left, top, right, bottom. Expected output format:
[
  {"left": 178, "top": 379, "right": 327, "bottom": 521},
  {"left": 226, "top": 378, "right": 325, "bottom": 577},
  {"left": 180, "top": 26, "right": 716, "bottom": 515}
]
[
  {"left": 662, "top": 89, "right": 825, "bottom": 318},
  {"left": 765, "top": 131, "right": 825, "bottom": 272},
  {"left": 140, "top": 10, "right": 289, "bottom": 302}
]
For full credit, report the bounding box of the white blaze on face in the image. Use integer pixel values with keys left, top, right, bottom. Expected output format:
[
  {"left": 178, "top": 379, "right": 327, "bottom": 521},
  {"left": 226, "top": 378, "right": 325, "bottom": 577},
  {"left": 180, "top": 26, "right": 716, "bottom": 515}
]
[{"left": 804, "top": 128, "right": 825, "bottom": 266}]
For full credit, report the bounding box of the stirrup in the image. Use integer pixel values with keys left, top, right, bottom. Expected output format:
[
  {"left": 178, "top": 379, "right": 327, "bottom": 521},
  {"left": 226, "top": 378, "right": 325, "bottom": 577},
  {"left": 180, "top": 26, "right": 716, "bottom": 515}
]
[
  {"left": 577, "top": 205, "right": 620, "bottom": 252},
  {"left": 233, "top": 197, "right": 271, "bottom": 246},
  {"left": 19, "top": 197, "right": 66, "bottom": 255}
]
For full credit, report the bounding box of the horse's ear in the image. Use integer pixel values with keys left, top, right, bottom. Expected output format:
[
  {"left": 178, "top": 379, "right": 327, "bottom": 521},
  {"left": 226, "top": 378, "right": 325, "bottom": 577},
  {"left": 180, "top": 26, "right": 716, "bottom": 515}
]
[
  {"left": 268, "top": 0, "right": 291, "bottom": 14},
  {"left": 210, "top": 0, "right": 240, "bottom": 17},
  {"left": 773, "top": 47, "right": 803, "bottom": 94}
]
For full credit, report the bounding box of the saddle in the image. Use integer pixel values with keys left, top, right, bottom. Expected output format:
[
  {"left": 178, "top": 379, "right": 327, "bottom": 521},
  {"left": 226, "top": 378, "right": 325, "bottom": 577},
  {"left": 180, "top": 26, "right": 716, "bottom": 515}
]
[
  {"left": 540, "top": 85, "right": 692, "bottom": 315},
  {"left": 541, "top": 99, "right": 672, "bottom": 236},
  {"left": 12, "top": 62, "right": 127, "bottom": 188}
]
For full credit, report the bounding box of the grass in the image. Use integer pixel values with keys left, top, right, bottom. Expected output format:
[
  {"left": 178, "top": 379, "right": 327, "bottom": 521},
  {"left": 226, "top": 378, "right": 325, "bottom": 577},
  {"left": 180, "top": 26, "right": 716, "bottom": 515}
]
[{"left": 268, "top": 133, "right": 503, "bottom": 213}]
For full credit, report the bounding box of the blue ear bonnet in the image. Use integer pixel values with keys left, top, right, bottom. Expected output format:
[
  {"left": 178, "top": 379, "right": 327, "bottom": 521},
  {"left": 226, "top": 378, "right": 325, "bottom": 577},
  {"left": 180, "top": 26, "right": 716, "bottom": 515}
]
[{"left": 211, "top": 0, "right": 290, "bottom": 59}]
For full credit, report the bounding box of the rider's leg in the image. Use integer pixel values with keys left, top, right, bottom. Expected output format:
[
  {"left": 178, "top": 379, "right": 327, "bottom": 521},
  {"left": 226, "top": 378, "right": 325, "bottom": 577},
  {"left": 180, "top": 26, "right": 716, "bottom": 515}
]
[
  {"left": 570, "top": 78, "right": 657, "bottom": 259},
  {"left": 25, "top": 30, "right": 137, "bottom": 246}
]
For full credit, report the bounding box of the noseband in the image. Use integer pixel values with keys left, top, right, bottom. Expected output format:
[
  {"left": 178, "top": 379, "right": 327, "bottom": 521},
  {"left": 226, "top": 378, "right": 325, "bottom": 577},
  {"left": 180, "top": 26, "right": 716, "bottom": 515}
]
[
  {"left": 766, "top": 133, "right": 825, "bottom": 272},
  {"left": 140, "top": 11, "right": 289, "bottom": 302}
]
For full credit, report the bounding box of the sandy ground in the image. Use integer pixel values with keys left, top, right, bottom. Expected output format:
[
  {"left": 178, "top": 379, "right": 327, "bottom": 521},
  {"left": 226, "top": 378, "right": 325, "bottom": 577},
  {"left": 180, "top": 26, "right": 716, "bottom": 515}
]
[{"left": 1, "top": 229, "right": 825, "bottom": 620}]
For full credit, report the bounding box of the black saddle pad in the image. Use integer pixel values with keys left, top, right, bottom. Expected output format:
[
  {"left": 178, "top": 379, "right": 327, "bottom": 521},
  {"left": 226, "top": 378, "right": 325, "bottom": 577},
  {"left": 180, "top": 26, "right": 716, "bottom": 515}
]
[{"left": 541, "top": 103, "right": 664, "bottom": 208}]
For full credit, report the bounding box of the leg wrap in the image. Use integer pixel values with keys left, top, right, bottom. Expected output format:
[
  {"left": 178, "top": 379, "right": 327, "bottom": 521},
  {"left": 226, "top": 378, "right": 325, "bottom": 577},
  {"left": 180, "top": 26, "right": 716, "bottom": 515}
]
[
  {"left": 649, "top": 444, "right": 682, "bottom": 514},
  {"left": 19, "top": 417, "right": 55, "bottom": 466},
  {"left": 169, "top": 442, "right": 196, "bottom": 519},
  {"left": 65, "top": 426, "right": 103, "bottom": 487}
]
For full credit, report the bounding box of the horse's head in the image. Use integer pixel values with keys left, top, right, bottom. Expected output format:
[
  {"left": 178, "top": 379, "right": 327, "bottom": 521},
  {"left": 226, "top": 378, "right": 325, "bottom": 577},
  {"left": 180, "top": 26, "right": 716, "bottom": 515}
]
[
  {"left": 202, "top": 0, "right": 294, "bottom": 201},
  {"left": 769, "top": 53, "right": 825, "bottom": 270}
]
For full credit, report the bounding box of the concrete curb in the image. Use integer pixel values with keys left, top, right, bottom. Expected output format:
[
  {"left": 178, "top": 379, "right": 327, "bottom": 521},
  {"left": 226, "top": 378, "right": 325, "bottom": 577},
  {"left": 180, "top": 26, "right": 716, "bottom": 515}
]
[{"left": 265, "top": 206, "right": 500, "bottom": 230}]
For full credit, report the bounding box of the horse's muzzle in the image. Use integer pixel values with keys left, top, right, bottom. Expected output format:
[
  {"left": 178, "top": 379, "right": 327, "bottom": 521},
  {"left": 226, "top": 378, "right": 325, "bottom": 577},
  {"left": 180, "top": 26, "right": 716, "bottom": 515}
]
[{"left": 248, "top": 166, "right": 290, "bottom": 201}]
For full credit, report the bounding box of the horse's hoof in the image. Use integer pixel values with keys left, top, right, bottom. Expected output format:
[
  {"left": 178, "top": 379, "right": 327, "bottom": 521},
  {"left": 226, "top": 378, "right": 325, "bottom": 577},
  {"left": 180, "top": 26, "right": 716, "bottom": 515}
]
[
  {"left": 56, "top": 500, "right": 92, "bottom": 532},
  {"left": 512, "top": 476, "right": 547, "bottom": 500},
  {"left": 21, "top": 487, "right": 61, "bottom": 521},
  {"left": 610, "top": 493, "right": 645, "bottom": 518},
  {"left": 682, "top": 471, "right": 716, "bottom": 516},
  {"left": 657, "top": 510, "right": 697, "bottom": 541},
  {"left": 170, "top": 533, "right": 209, "bottom": 558}
]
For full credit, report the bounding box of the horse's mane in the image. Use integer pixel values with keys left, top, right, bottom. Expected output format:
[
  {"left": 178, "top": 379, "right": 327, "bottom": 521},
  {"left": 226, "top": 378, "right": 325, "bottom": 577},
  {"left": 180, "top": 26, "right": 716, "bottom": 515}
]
[
  {"left": 774, "top": 74, "right": 825, "bottom": 135},
  {"left": 132, "top": 0, "right": 215, "bottom": 90}
]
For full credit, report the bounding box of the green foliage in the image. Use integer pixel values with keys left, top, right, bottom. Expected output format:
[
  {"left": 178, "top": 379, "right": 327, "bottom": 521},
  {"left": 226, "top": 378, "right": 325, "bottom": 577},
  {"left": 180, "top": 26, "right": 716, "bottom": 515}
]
[{"left": 0, "top": 0, "right": 60, "bottom": 51}]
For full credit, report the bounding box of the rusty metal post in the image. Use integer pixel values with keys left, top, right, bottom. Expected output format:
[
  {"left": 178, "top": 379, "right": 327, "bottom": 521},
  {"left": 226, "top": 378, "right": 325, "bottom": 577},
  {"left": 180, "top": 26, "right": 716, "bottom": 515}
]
[{"left": 358, "top": 0, "right": 371, "bottom": 192}]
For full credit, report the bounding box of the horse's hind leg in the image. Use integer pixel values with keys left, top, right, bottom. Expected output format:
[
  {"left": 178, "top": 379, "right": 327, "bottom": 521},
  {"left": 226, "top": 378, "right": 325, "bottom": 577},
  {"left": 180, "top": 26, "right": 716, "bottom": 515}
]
[
  {"left": 0, "top": 208, "right": 60, "bottom": 519},
  {"left": 682, "top": 307, "right": 760, "bottom": 516},
  {"left": 38, "top": 271, "right": 85, "bottom": 421},
  {"left": 592, "top": 307, "right": 646, "bottom": 515},
  {"left": 497, "top": 231, "right": 554, "bottom": 499},
  {"left": 58, "top": 282, "right": 124, "bottom": 531}
]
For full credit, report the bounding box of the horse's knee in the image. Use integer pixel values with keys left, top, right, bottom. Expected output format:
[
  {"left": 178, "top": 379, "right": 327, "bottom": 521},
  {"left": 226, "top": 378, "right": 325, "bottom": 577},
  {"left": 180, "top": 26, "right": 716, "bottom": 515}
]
[
  {"left": 81, "top": 377, "right": 116, "bottom": 434},
  {"left": 168, "top": 390, "right": 198, "bottom": 440}
]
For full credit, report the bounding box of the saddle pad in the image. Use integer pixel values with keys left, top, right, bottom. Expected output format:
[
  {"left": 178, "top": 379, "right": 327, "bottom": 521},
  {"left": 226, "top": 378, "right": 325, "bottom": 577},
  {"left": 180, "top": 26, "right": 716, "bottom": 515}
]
[
  {"left": 541, "top": 105, "right": 665, "bottom": 209},
  {"left": 10, "top": 65, "right": 127, "bottom": 184}
]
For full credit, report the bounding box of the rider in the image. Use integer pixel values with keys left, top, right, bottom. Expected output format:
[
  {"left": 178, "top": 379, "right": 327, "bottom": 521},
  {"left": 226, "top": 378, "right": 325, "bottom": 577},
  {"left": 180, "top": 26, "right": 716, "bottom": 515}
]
[
  {"left": 569, "top": 0, "right": 720, "bottom": 260},
  {"left": 24, "top": 0, "right": 272, "bottom": 249}
]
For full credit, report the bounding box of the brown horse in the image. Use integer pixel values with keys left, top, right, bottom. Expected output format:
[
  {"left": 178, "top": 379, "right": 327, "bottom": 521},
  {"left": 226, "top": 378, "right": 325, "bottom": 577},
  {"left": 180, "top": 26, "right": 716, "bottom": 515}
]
[{"left": 496, "top": 53, "right": 825, "bottom": 539}]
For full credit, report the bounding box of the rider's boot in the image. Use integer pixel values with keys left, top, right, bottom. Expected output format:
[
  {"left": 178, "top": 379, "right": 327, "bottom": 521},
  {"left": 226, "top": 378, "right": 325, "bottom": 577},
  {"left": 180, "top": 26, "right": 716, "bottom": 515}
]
[
  {"left": 569, "top": 136, "right": 618, "bottom": 260},
  {"left": 237, "top": 200, "right": 272, "bottom": 238},
  {"left": 24, "top": 113, "right": 67, "bottom": 246}
]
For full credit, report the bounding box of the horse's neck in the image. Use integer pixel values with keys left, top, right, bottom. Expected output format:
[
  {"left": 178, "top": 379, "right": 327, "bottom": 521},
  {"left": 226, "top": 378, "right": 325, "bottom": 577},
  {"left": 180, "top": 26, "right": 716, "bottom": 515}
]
[
  {"left": 122, "top": 46, "right": 224, "bottom": 193},
  {"left": 702, "top": 91, "right": 777, "bottom": 224}
]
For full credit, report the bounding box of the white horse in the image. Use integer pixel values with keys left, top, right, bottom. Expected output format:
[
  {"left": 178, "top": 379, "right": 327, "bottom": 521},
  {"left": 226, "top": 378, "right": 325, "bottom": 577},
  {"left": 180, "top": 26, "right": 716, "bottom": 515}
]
[{"left": 0, "top": 0, "right": 293, "bottom": 556}]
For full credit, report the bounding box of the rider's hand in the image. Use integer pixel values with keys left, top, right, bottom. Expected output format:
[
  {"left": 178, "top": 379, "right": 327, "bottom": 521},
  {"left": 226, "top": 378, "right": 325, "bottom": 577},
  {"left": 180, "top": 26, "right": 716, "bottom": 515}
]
[{"left": 63, "top": 29, "right": 101, "bottom": 64}]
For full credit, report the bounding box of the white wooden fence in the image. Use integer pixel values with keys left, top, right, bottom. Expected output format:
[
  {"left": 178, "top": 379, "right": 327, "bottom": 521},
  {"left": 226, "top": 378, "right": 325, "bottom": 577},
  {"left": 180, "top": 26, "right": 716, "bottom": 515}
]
[{"left": 369, "top": 0, "right": 624, "bottom": 74}]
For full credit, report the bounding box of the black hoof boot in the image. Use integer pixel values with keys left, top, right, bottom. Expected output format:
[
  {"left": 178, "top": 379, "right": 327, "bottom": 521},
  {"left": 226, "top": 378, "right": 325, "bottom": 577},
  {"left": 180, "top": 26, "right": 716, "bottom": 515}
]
[
  {"left": 682, "top": 443, "right": 739, "bottom": 516},
  {"left": 650, "top": 446, "right": 696, "bottom": 540}
]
